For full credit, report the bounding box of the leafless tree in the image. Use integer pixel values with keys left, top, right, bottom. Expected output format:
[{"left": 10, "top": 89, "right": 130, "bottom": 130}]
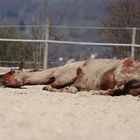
[
  {"left": 99, "top": 0, "right": 140, "bottom": 59},
  {"left": 30, "top": 24, "right": 45, "bottom": 68}
]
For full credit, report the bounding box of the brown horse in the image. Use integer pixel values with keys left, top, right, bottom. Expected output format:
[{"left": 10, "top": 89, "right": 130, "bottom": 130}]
[{"left": 1, "top": 58, "right": 140, "bottom": 96}]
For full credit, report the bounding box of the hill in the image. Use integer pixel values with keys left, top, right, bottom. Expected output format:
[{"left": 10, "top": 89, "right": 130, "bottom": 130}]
[{"left": 0, "top": 0, "right": 106, "bottom": 26}]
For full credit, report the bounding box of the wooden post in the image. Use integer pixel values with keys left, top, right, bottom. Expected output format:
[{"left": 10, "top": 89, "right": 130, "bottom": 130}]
[
  {"left": 43, "top": 16, "right": 51, "bottom": 69},
  {"left": 131, "top": 27, "right": 136, "bottom": 59}
]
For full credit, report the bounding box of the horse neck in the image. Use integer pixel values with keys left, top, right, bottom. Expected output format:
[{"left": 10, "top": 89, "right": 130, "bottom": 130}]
[{"left": 24, "top": 68, "right": 57, "bottom": 85}]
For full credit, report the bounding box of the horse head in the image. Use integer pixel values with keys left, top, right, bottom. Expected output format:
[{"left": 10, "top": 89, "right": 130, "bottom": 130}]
[{"left": 0, "top": 61, "right": 26, "bottom": 88}]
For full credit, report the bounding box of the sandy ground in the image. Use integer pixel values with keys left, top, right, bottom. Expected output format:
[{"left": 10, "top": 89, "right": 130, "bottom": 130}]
[
  {"left": 0, "top": 68, "right": 140, "bottom": 140},
  {"left": 0, "top": 86, "right": 140, "bottom": 140}
]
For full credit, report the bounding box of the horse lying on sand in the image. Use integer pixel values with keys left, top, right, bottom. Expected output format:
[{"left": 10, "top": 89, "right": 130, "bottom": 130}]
[{"left": 1, "top": 58, "right": 140, "bottom": 96}]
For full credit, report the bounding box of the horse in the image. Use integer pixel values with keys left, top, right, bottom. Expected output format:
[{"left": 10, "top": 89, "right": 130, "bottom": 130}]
[{"left": 1, "top": 58, "right": 140, "bottom": 96}]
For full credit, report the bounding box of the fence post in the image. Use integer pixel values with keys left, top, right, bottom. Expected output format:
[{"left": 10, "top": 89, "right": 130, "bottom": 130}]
[
  {"left": 43, "top": 16, "right": 51, "bottom": 69},
  {"left": 131, "top": 27, "right": 136, "bottom": 59}
]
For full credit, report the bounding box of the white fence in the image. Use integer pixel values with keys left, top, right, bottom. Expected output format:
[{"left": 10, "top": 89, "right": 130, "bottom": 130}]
[
  {"left": 0, "top": 38, "right": 140, "bottom": 68},
  {"left": 0, "top": 25, "right": 140, "bottom": 68}
]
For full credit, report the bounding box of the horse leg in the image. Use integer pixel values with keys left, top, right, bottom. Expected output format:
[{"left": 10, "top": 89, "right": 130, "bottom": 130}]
[
  {"left": 123, "top": 79, "right": 140, "bottom": 96},
  {"left": 105, "top": 79, "right": 140, "bottom": 96},
  {"left": 90, "top": 89, "right": 125, "bottom": 96},
  {"left": 43, "top": 85, "right": 78, "bottom": 94}
]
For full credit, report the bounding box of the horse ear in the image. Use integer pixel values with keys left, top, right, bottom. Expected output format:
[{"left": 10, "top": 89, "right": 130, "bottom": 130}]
[{"left": 18, "top": 61, "right": 24, "bottom": 70}]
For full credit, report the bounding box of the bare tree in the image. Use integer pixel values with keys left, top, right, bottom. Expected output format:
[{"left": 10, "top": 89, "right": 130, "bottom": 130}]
[
  {"left": 30, "top": 24, "right": 45, "bottom": 68},
  {"left": 99, "top": 0, "right": 140, "bottom": 59}
]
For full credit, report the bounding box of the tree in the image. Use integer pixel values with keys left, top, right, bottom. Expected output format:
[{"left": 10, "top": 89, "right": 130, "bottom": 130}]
[
  {"left": 29, "top": 23, "right": 45, "bottom": 68},
  {"left": 0, "top": 28, "right": 33, "bottom": 67},
  {"left": 99, "top": 0, "right": 140, "bottom": 59}
]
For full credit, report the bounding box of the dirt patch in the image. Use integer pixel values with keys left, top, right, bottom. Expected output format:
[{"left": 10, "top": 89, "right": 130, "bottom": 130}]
[{"left": 0, "top": 86, "right": 140, "bottom": 140}]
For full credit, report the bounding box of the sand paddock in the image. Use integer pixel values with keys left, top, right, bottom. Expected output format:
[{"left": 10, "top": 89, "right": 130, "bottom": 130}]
[
  {"left": 0, "top": 86, "right": 140, "bottom": 140},
  {"left": 0, "top": 68, "right": 140, "bottom": 140}
]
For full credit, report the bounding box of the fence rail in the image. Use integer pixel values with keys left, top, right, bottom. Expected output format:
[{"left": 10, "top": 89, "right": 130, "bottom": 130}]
[
  {"left": 0, "top": 38, "right": 139, "bottom": 47},
  {"left": 0, "top": 24, "right": 140, "bottom": 30}
]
